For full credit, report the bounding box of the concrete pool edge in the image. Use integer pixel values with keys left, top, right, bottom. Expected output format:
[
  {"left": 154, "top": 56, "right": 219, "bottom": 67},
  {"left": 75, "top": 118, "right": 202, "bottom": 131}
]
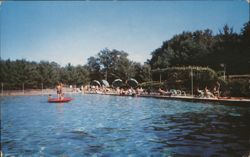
[
  {"left": 85, "top": 92, "right": 250, "bottom": 107},
  {"left": 1, "top": 90, "right": 250, "bottom": 107}
]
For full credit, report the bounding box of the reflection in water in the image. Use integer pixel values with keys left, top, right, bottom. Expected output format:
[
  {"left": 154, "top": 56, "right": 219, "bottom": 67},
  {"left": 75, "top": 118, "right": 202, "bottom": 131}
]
[
  {"left": 55, "top": 103, "right": 65, "bottom": 114},
  {"left": 148, "top": 109, "right": 250, "bottom": 157},
  {"left": 1, "top": 95, "right": 250, "bottom": 156}
]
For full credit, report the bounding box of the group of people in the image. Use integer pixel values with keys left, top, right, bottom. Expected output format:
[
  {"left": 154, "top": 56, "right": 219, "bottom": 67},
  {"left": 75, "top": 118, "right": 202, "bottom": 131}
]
[
  {"left": 117, "top": 87, "right": 144, "bottom": 96},
  {"left": 158, "top": 88, "right": 187, "bottom": 96},
  {"left": 83, "top": 85, "right": 145, "bottom": 96},
  {"left": 52, "top": 81, "right": 220, "bottom": 99},
  {"left": 196, "top": 85, "right": 220, "bottom": 98}
]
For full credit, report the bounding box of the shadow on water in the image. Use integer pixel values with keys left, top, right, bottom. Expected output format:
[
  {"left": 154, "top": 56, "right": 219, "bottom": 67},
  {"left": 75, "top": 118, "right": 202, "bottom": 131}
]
[
  {"left": 69, "top": 130, "right": 105, "bottom": 156},
  {"left": 43, "top": 129, "right": 106, "bottom": 156},
  {"left": 67, "top": 130, "right": 97, "bottom": 141},
  {"left": 146, "top": 108, "right": 250, "bottom": 157}
]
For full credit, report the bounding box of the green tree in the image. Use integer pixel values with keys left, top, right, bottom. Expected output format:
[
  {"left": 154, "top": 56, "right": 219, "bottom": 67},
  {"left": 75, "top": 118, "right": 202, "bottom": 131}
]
[
  {"left": 38, "top": 61, "right": 60, "bottom": 88},
  {"left": 86, "top": 56, "right": 102, "bottom": 81},
  {"left": 62, "top": 63, "right": 89, "bottom": 86},
  {"left": 239, "top": 22, "right": 250, "bottom": 74},
  {"left": 149, "top": 23, "right": 250, "bottom": 75},
  {"left": 87, "top": 48, "right": 132, "bottom": 83},
  {"left": 149, "top": 29, "right": 214, "bottom": 69}
]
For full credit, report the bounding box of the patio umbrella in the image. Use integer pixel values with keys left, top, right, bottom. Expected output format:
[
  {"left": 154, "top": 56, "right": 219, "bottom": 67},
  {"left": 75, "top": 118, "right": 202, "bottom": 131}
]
[
  {"left": 127, "top": 78, "right": 138, "bottom": 88},
  {"left": 112, "top": 79, "right": 123, "bottom": 88},
  {"left": 91, "top": 80, "right": 101, "bottom": 87},
  {"left": 101, "top": 80, "right": 110, "bottom": 87}
]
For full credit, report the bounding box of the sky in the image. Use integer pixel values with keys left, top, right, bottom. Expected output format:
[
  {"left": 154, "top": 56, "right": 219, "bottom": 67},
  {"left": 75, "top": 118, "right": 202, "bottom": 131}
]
[{"left": 0, "top": 1, "right": 249, "bottom": 66}]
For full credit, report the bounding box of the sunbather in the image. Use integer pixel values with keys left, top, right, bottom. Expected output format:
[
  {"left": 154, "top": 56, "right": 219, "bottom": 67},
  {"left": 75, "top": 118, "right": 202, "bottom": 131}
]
[
  {"left": 195, "top": 87, "right": 204, "bottom": 97},
  {"left": 158, "top": 88, "right": 172, "bottom": 96},
  {"left": 204, "top": 86, "right": 214, "bottom": 98}
]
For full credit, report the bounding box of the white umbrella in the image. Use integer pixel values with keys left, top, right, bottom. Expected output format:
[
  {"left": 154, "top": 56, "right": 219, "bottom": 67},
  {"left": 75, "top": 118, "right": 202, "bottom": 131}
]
[
  {"left": 91, "top": 80, "right": 101, "bottom": 86},
  {"left": 112, "top": 79, "right": 123, "bottom": 87},
  {"left": 101, "top": 80, "right": 110, "bottom": 87},
  {"left": 127, "top": 78, "right": 138, "bottom": 87}
]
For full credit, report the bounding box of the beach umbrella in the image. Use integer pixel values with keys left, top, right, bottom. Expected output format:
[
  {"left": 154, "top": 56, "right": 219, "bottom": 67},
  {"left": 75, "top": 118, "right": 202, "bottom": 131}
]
[
  {"left": 91, "top": 80, "right": 101, "bottom": 86},
  {"left": 127, "top": 78, "right": 138, "bottom": 88},
  {"left": 101, "top": 80, "right": 110, "bottom": 87},
  {"left": 112, "top": 79, "right": 123, "bottom": 87}
]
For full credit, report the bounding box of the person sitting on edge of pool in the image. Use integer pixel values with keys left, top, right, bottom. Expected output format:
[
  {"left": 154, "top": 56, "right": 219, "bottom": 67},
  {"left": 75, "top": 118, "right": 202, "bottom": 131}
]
[
  {"left": 204, "top": 86, "right": 214, "bottom": 98},
  {"left": 195, "top": 87, "right": 204, "bottom": 97},
  {"left": 158, "top": 88, "right": 172, "bottom": 96}
]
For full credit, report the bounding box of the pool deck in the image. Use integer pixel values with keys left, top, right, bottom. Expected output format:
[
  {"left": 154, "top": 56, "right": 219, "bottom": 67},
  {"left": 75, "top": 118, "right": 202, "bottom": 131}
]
[
  {"left": 93, "top": 92, "right": 250, "bottom": 107},
  {"left": 138, "top": 94, "right": 250, "bottom": 106}
]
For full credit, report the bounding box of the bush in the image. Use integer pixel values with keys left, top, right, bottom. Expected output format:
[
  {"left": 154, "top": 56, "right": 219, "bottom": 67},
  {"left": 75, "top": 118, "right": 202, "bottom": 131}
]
[
  {"left": 151, "top": 66, "right": 218, "bottom": 90},
  {"left": 140, "top": 81, "right": 164, "bottom": 91},
  {"left": 227, "top": 79, "right": 250, "bottom": 97}
]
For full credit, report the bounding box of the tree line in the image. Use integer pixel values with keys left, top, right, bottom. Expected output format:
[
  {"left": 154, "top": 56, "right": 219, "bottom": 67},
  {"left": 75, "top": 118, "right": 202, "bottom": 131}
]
[
  {"left": 0, "top": 49, "right": 151, "bottom": 90},
  {"left": 0, "top": 60, "right": 89, "bottom": 89},
  {"left": 0, "top": 22, "right": 249, "bottom": 91},
  {"left": 149, "top": 22, "right": 250, "bottom": 74}
]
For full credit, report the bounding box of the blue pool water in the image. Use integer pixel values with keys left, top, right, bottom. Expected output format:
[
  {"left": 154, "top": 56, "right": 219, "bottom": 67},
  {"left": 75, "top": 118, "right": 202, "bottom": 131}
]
[{"left": 1, "top": 94, "right": 250, "bottom": 157}]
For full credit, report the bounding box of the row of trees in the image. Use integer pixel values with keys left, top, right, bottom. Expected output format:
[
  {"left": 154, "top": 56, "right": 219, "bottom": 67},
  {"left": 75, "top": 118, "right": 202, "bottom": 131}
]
[
  {"left": 0, "top": 60, "right": 89, "bottom": 89},
  {"left": 148, "top": 22, "right": 250, "bottom": 74},
  {"left": 0, "top": 22, "right": 249, "bottom": 95},
  {"left": 0, "top": 49, "right": 151, "bottom": 90}
]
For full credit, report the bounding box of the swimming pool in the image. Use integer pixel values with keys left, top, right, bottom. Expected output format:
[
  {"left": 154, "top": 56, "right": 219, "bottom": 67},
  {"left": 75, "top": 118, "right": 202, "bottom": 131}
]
[{"left": 1, "top": 94, "right": 250, "bottom": 156}]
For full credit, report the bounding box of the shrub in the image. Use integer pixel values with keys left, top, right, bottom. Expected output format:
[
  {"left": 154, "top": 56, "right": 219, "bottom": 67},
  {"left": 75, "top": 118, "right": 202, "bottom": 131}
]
[
  {"left": 227, "top": 79, "right": 250, "bottom": 97},
  {"left": 151, "top": 66, "right": 218, "bottom": 91}
]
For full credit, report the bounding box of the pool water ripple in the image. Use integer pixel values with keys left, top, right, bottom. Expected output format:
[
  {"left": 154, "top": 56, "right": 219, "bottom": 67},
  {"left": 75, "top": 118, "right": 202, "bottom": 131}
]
[{"left": 1, "top": 94, "right": 250, "bottom": 156}]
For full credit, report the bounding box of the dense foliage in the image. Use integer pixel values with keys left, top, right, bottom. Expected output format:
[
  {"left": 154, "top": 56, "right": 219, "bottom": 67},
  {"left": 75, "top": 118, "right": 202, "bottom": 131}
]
[
  {"left": 0, "top": 49, "right": 151, "bottom": 90},
  {"left": 224, "top": 78, "right": 250, "bottom": 97},
  {"left": 0, "top": 60, "right": 89, "bottom": 90},
  {"left": 148, "top": 22, "right": 250, "bottom": 75},
  {"left": 86, "top": 48, "right": 151, "bottom": 83},
  {"left": 151, "top": 66, "right": 218, "bottom": 90}
]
